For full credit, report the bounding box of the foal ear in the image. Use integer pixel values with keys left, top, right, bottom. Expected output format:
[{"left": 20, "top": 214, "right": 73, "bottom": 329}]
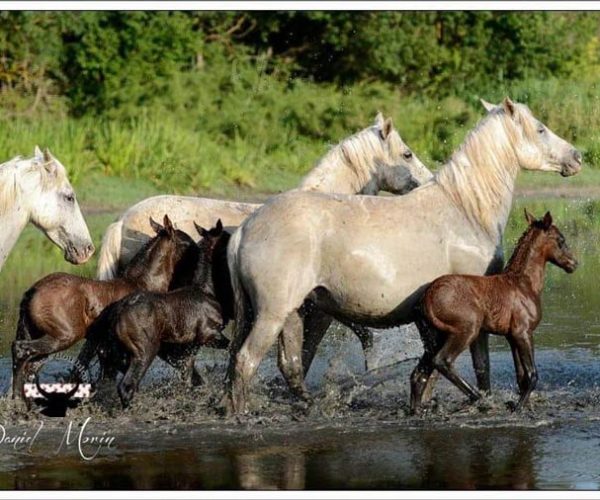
[
  {"left": 480, "top": 99, "right": 497, "bottom": 113},
  {"left": 524, "top": 208, "right": 536, "bottom": 226},
  {"left": 542, "top": 211, "right": 553, "bottom": 230},
  {"left": 380, "top": 117, "right": 394, "bottom": 141},
  {"left": 194, "top": 221, "right": 209, "bottom": 238},
  {"left": 502, "top": 97, "right": 516, "bottom": 118},
  {"left": 149, "top": 217, "right": 163, "bottom": 234},
  {"left": 162, "top": 214, "right": 175, "bottom": 235},
  {"left": 214, "top": 219, "right": 223, "bottom": 234}
]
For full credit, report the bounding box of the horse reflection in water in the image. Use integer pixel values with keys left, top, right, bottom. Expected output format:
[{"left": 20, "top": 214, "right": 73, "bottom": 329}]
[{"left": 9, "top": 426, "right": 539, "bottom": 489}]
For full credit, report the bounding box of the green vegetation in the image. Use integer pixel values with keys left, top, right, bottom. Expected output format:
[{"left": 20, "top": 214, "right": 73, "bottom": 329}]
[{"left": 0, "top": 12, "right": 598, "bottom": 196}]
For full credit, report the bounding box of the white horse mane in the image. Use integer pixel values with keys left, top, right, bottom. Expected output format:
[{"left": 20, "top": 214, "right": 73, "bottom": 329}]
[
  {"left": 435, "top": 105, "right": 536, "bottom": 237},
  {"left": 0, "top": 155, "right": 67, "bottom": 215},
  {"left": 299, "top": 123, "right": 400, "bottom": 193}
]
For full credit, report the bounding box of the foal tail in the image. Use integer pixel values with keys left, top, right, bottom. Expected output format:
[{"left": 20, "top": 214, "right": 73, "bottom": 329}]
[
  {"left": 226, "top": 227, "right": 253, "bottom": 382},
  {"left": 16, "top": 288, "right": 36, "bottom": 341},
  {"left": 96, "top": 219, "right": 123, "bottom": 280}
]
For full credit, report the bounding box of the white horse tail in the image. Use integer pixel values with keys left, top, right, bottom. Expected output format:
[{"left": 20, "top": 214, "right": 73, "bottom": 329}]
[
  {"left": 96, "top": 219, "right": 123, "bottom": 280},
  {"left": 226, "top": 227, "right": 253, "bottom": 382}
]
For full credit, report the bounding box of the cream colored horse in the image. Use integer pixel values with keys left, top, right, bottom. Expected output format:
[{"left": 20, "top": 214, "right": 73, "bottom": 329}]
[
  {"left": 96, "top": 114, "right": 432, "bottom": 280},
  {"left": 0, "top": 147, "right": 94, "bottom": 270},
  {"left": 226, "top": 98, "right": 582, "bottom": 413}
]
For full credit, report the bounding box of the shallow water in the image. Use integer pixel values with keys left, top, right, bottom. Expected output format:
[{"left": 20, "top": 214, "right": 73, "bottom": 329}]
[{"left": 1, "top": 198, "right": 600, "bottom": 490}]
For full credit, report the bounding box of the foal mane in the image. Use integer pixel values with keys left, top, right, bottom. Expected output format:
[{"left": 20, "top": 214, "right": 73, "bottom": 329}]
[
  {"left": 299, "top": 123, "right": 398, "bottom": 193},
  {"left": 434, "top": 105, "right": 536, "bottom": 238},
  {"left": 0, "top": 155, "right": 67, "bottom": 216},
  {"left": 503, "top": 225, "right": 541, "bottom": 274},
  {"left": 121, "top": 232, "right": 163, "bottom": 281}
]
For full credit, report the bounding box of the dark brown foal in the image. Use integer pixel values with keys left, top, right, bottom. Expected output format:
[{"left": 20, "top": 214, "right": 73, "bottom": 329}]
[
  {"left": 90, "top": 220, "right": 231, "bottom": 407},
  {"left": 11, "top": 214, "right": 198, "bottom": 402},
  {"left": 411, "top": 210, "right": 577, "bottom": 414}
]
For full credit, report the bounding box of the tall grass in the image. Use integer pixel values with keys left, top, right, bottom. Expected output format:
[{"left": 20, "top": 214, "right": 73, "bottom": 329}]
[{"left": 0, "top": 63, "right": 598, "bottom": 197}]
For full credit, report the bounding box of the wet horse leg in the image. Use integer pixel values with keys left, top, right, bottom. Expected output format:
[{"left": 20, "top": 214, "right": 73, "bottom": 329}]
[
  {"left": 410, "top": 323, "right": 444, "bottom": 413},
  {"left": 12, "top": 336, "right": 69, "bottom": 401},
  {"left": 278, "top": 311, "right": 311, "bottom": 403},
  {"left": 507, "top": 336, "right": 527, "bottom": 393},
  {"left": 118, "top": 342, "right": 159, "bottom": 408},
  {"left": 432, "top": 327, "right": 482, "bottom": 402},
  {"left": 415, "top": 318, "right": 440, "bottom": 403},
  {"left": 470, "top": 332, "right": 491, "bottom": 393},
  {"left": 301, "top": 305, "right": 333, "bottom": 376},
  {"left": 231, "top": 313, "right": 288, "bottom": 414},
  {"left": 511, "top": 332, "right": 537, "bottom": 412},
  {"left": 410, "top": 352, "right": 436, "bottom": 414}
]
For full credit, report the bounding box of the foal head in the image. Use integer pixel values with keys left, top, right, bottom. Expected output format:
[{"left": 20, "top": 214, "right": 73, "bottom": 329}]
[
  {"left": 523, "top": 210, "right": 578, "bottom": 274},
  {"left": 192, "top": 219, "right": 231, "bottom": 286},
  {"left": 123, "top": 214, "right": 196, "bottom": 289},
  {"left": 481, "top": 98, "right": 582, "bottom": 177}
]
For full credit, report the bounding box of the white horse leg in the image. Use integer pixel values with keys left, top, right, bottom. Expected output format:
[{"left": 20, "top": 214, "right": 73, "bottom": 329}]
[
  {"left": 301, "top": 306, "right": 334, "bottom": 377},
  {"left": 231, "top": 314, "right": 287, "bottom": 414},
  {"left": 278, "top": 311, "right": 311, "bottom": 402}
]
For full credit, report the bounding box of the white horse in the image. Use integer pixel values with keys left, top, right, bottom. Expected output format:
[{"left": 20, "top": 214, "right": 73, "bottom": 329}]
[
  {"left": 96, "top": 113, "right": 433, "bottom": 279},
  {"left": 226, "top": 98, "right": 582, "bottom": 413},
  {"left": 0, "top": 147, "right": 94, "bottom": 270}
]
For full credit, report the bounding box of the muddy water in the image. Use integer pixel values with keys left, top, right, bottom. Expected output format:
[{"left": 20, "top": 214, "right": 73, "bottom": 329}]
[{"left": 1, "top": 199, "right": 600, "bottom": 490}]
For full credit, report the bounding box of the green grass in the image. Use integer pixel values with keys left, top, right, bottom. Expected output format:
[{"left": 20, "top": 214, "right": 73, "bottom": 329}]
[{"left": 2, "top": 70, "right": 600, "bottom": 198}]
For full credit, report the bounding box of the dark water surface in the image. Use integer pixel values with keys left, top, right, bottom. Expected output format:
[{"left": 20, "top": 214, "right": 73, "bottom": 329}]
[{"left": 1, "top": 199, "right": 600, "bottom": 490}]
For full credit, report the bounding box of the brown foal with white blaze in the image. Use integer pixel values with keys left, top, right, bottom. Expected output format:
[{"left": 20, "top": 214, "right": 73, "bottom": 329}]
[{"left": 411, "top": 211, "right": 577, "bottom": 414}]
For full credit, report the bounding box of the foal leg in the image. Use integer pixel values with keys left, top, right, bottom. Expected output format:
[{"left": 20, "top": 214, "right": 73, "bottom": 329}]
[
  {"left": 511, "top": 332, "right": 537, "bottom": 412},
  {"left": 507, "top": 336, "right": 527, "bottom": 394},
  {"left": 433, "top": 328, "right": 482, "bottom": 403},
  {"left": 12, "top": 336, "right": 68, "bottom": 401},
  {"left": 470, "top": 332, "right": 491, "bottom": 393},
  {"left": 118, "top": 343, "right": 159, "bottom": 409},
  {"left": 278, "top": 311, "right": 311, "bottom": 403}
]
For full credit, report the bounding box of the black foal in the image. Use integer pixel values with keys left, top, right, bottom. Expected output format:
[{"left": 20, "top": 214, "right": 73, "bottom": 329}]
[{"left": 87, "top": 220, "right": 231, "bottom": 407}]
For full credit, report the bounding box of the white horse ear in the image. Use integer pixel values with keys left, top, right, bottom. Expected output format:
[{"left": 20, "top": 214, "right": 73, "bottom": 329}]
[
  {"left": 480, "top": 99, "right": 497, "bottom": 113},
  {"left": 502, "top": 97, "right": 516, "bottom": 117},
  {"left": 380, "top": 117, "right": 394, "bottom": 140},
  {"left": 43, "top": 148, "right": 52, "bottom": 163},
  {"left": 374, "top": 112, "right": 385, "bottom": 127},
  {"left": 34, "top": 145, "right": 43, "bottom": 159}
]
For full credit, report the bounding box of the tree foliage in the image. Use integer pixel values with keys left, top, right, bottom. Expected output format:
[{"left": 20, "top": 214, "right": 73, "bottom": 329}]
[{"left": 0, "top": 11, "right": 597, "bottom": 116}]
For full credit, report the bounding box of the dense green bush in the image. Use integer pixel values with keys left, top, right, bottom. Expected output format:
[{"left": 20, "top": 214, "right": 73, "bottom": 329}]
[{"left": 0, "top": 12, "right": 598, "bottom": 194}]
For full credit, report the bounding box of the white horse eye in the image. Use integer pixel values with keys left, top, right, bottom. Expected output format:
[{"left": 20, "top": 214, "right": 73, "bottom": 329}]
[
  {"left": 63, "top": 193, "right": 75, "bottom": 203},
  {"left": 537, "top": 126, "right": 545, "bottom": 134},
  {"left": 403, "top": 150, "right": 413, "bottom": 160}
]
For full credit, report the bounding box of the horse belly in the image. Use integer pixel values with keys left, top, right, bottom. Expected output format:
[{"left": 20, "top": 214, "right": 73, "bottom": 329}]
[{"left": 318, "top": 239, "right": 451, "bottom": 324}]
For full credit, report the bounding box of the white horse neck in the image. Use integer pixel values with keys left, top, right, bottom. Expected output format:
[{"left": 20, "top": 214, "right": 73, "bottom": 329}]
[
  {"left": 0, "top": 158, "right": 37, "bottom": 270},
  {"left": 434, "top": 113, "right": 521, "bottom": 241},
  {"left": 298, "top": 130, "right": 381, "bottom": 195}
]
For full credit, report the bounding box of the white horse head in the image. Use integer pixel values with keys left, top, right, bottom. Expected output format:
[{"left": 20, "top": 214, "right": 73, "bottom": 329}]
[
  {"left": 481, "top": 97, "right": 582, "bottom": 177},
  {"left": 0, "top": 146, "right": 94, "bottom": 265},
  {"left": 300, "top": 114, "right": 432, "bottom": 195},
  {"left": 370, "top": 112, "right": 433, "bottom": 193}
]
